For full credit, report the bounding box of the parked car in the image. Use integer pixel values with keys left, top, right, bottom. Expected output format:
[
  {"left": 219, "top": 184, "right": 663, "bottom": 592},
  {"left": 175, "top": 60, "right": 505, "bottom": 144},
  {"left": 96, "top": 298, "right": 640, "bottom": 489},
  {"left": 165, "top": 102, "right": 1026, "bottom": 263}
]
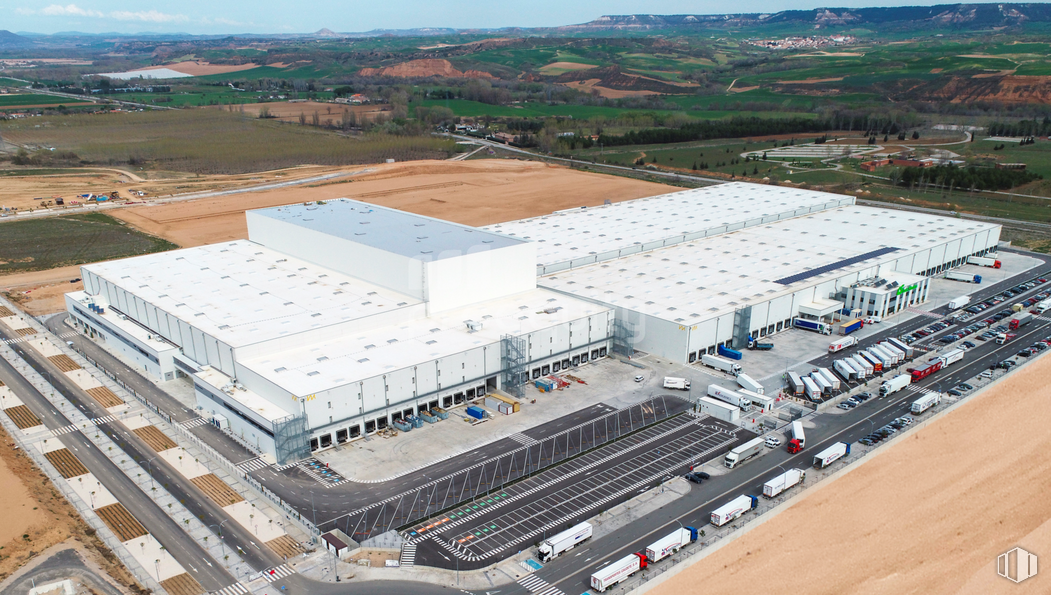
[
  {"left": 947, "top": 389, "right": 963, "bottom": 397},
  {"left": 684, "top": 472, "right": 704, "bottom": 483},
  {"left": 634, "top": 375, "right": 644, "bottom": 382},
  {"left": 764, "top": 436, "right": 781, "bottom": 448}
]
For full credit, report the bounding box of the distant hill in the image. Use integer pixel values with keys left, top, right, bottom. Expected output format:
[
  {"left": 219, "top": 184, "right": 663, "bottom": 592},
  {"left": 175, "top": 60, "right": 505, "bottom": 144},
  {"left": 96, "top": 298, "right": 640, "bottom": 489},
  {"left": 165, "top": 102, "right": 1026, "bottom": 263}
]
[
  {"left": 0, "top": 30, "right": 32, "bottom": 47},
  {"left": 558, "top": 4, "right": 1051, "bottom": 31}
]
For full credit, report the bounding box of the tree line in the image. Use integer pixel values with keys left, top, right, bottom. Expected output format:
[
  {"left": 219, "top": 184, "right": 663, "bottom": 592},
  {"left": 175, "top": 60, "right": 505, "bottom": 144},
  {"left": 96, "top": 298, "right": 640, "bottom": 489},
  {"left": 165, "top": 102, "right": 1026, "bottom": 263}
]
[{"left": 897, "top": 164, "right": 1041, "bottom": 192}]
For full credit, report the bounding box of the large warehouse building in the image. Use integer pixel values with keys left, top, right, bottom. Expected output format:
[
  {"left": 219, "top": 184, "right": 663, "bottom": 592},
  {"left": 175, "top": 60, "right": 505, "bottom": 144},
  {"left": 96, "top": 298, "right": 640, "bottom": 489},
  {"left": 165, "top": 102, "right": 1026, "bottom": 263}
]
[{"left": 65, "top": 183, "right": 1000, "bottom": 463}]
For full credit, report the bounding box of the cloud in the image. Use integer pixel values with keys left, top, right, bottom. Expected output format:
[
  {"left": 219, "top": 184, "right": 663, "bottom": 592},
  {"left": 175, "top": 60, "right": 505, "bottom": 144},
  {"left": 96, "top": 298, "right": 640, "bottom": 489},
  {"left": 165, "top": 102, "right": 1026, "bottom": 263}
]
[
  {"left": 110, "top": 9, "right": 188, "bottom": 23},
  {"left": 40, "top": 4, "right": 104, "bottom": 17}
]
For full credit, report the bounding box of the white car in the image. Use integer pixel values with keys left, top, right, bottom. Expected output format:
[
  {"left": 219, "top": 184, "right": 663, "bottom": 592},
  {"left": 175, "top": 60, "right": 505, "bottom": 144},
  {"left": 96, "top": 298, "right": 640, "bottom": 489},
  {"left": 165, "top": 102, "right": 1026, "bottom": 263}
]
[
  {"left": 764, "top": 436, "right": 781, "bottom": 448},
  {"left": 634, "top": 375, "right": 644, "bottom": 383}
]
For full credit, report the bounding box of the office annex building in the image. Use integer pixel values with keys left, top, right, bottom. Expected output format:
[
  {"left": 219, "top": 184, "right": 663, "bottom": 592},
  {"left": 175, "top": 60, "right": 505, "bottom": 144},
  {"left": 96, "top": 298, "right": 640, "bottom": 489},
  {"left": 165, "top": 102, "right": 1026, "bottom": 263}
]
[{"left": 65, "top": 183, "right": 1000, "bottom": 463}]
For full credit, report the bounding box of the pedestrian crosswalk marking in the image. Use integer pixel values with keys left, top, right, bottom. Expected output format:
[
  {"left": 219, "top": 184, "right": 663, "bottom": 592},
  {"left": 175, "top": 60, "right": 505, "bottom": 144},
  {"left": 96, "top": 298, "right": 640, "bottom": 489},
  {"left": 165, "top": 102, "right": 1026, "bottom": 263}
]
[
  {"left": 518, "top": 574, "right": 565, "bottom": 595},
  {"left": 236, "top": 457, "right": 269, "bottom": 473},
  {"left": 261, "top": 564, "right": 295, "bottom": 582},
  {"left": 212, "top": 582, "right": 249, "bottom": 595},
  {"left": 181, "top": 417, "right": 210, "bottom": 429},
  {"left": 400, "top": 543, "right": 416, "bottom": 568}
]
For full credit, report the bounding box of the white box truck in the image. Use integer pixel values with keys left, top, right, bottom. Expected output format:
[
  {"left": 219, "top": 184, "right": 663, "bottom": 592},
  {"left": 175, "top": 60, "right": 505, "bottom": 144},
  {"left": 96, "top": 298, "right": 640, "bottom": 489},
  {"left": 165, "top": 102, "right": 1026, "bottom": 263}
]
[
  {"left": 828, "top": 336, "right": 858, "bottom": 353},
  {"left": 834, "top": 359, "right": 858, "bottom": 381},
  {"left": 801, "top": 376, "right": 821, "bottom": 401},
  {"left": 968, "top": 255, "right": 1001, "bottom": 268},
  {"left": 710, "top": 495, "right": 758, "bottom": 526},
  {"left": 739, "top": 390, "right": 772, "bottom": 413},
  {"left": 698, "top": 396, "right": 740, "bottom": 423},
  {"left": 708, "top": 385, "right": 752, "bottom": 411},
  {"left": 810, "top": 372, "right": 832, "bottom": 395},
  {"left": 590, "top": 553, "right": 646, "bottom": 592},
  {"left": 946, "top": 270, "right": 981, "bottom": 283},
  {"left": 948, "top": 295, "right": 971, "bottom": 310},
  {"left": 763, "top": 468, "right": 805, "bottom": 498},
  {"left": 537, "top": 522, "right": 592, "bottom": 562},
  {"left": 937, "top": 348, "right": 964, "bottom": 368},
  {"left": 645, "top": 527, "right": 698, "bottom": 563},
  {"left": 663, "top": 377, "right": 691, "bottom": 391},
  {"left": 911, "top": 392, "right": 941, "bottom": 415},
  {"left": 701, "top": 354, "right": 742, "bottom": 376},
  {"left": 736, "top": 373, "right": 764, "bottom": 395},
  {"left": 879, "top": 374, "right": 912, "bottom": 397},
  {"left": 816, "top": 367, "right": 840, "bottom": 391},
  {"left": 813, "top": 442, "right": 850, "bottom": 469},
  {"left": 724, "top": 437, "right": 765, "bottom": 469}
]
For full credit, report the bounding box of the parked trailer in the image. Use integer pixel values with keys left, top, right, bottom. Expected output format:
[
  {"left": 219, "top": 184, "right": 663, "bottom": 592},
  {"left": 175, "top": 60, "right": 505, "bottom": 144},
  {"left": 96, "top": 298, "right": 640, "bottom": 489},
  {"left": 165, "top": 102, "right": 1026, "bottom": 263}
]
[
  {"left": 834, "top": 359, "right": 858, "bottom": 382},
  {"left": 946, "top": 271, "right": 982, "bottom": 284},
  {"left": 810, "top": 373, "right": 832, "bottom": 395},
  {"left": 838, "top": 318, "right": 864, "bottom": 335},
  {"left": 813, "top": 442, "right": 851, "bottom": 469},
  {"left": 871, "top": 344, "right": 902, "bottom": 366},
  {"left": 859, "top": 351, "right": 884, "bottom": 373},
  {"left": 1009, "top": 312, "right": 1035, "bottom": 331},
  {"left": 909, "top": 360, "right": 942, "bottom": 382},
  {"left": 724, "top": 437, "right": 766, "bottom": 469},
  {"left": 717, "top": 345, "right": 743, "bottom": 360},
  {"left": 879, "top": 374, "right": 912, "bottom": 397},
  {"left": 763, "top": 468, "right": 805, "bottom": 498},
  {"left": 663, "top": 377, "right": 691, "bottom": 391},
  {"left": 828, "top": 336, "right": 858, "bottom": 353},
  {"left": 816, "top": 367, "right": 840, "bottom": 391},
  {"left": 948, "top": 295, "right": 972, "bottom": 310},
  {"left": 698, "top": 397, "right": 741, "bottom": 423},
  {"left": 936, "top": 348, "right": 965, "bottom": 368},
  {"left": 968, "top": 255, "right": 1002, "bottom": 268},
  {"left": 590, "top": 553, "right": 647, "bottom": 592},
  {"left": 645, "top": 527, "right": 698, "bottom": 563},
  {"left": 708, "top": 385, "right": 752, "bottom": 411},
  {"left": 886, "top": 337, "right": 914, "bottom": 359},
  {"left": 538, "top": 522, "right": 593, "bottom": 562},
  {"left": 793, "top": 318, "right": 832, "bottom": 335},
  {"left": 710, "top": 495, "right": 759, "bottom": 527},
  {"left": 911, "top": 392, "right": 942, "bottom": 415},
  {"left": 787, "top": 372, "right": 805, "bottom": 395},
  {"left": 701, "top": 354, "right": 742, "bottom": 376},
  {"left": 736, "top": 373, "right": 764, "bottom": 395},
  {"left": 801, "top": 376, "right": 821, "bottom": 402},
  {"left": 850, "top": 354, "right": 874, "bottom": 377},
  {"left": 787, "top": 420, "right": 806, "bottom": 454},
  {"left": 739, "top": 390, "right": 772, "bottom": 413},
  {"left": 863, "top": 349, "right": 889, "bottom": 371}
]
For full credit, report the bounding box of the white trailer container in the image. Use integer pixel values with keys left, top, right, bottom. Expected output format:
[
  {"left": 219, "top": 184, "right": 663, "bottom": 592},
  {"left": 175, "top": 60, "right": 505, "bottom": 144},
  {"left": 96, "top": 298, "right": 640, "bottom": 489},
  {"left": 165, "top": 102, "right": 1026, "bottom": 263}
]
[
  {"left": 739, "top": 390, "right": 773, "bottom": 413},
  {"left": 697, "top": 396, "right": 740, "bottom": 423},
  {"left": 663, "top": 377, "right": 691, "bottom": 390},
  {"left": 851, "top": 354, "right": 874, "bottom": 377},
  {"left": 710, "top": 495, "right": 758, "bottom": 526},
  {"left": 946, "top": 270, "right": 981, "bottom": 283},
  {"left": 968, "top": 255, "right": 1000, "bottom": 268},
  {"left": 590, "top": 554, "right": 645, "bottom": 592},
  {"left": 787, "top": 372, "right": 804, "bottom": 395},
  {"left": 834, "top": 359, "right": 858, "bottom": 381},
  {"left": 707, "top": 384, "right": 752, "bottom": 411},
  {"left": 828, "top": 336, "right": 857, "bottom": 353},
  {"left": 801, "top": 376, "right": 821, "bottom": 401},
  {"left": 886, "top": 338, "right": 914, "bottom": 359},
  {"left": 816, "top": 367, "right": 840, "bottom": 391},
  {"left": 870, "top": 344, "right": 899, "bottom": 366},
  {"left": 813, "top": 442, "right": 850, "bottom": 468},
  {"left": 724, "top": 437, "right": 765, "bottom": 469},
  {"left": 879, "top": 374, "right": 912, "bottom": 397},
  {"left": 736, "top": 373, "right": 764, "bottom": 395},
  {"left": 810, "top": 372, "right": 832, "bottom": 395},
  {"left": 763, "top": 468, "right": 805, "bottom": 498},
  {"left": 701, "top": 354, "right": 742, "bottom": 376},
  {"left": 845, "top": 357, "right": 867, "bottom": 379},
  {"left": 937, "top": 348, "right": 965, "bottom": 368},
  {"left": 537, "top": 522, "right": 592, "bottom": 562},
  {"left": 875, "top": 343, "right": 904, "bottom": 365},
  {"left": 864, "top": 348, "right": 891, "bottom": 369},
  {"left": 789, "top": 420, "right": 806, "bottom": 451},
  {"left": 645, "top": 528, "right": 696, "bottom": 563},
  {"left": 911, "top": 392, "right": 941, "bottom": 415},
  {"left": 948, "top": 295, "right": 971, "bottom": 310}
]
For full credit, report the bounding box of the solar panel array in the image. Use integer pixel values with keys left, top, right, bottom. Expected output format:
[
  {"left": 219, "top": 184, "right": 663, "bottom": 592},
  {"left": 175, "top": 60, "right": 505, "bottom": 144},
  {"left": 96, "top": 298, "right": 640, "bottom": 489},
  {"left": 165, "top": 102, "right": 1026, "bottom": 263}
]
[{"left": 773, "top": 247, "right": 901, "bottom": 286}]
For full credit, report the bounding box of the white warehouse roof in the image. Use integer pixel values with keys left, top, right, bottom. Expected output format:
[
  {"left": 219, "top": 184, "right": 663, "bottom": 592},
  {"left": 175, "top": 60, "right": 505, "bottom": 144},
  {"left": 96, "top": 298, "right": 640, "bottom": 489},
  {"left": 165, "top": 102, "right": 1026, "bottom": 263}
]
[
  {"left": 539, "top": 205, "right": 999, "bottom": 326},
  {"left": 485, "top": 182, "right": 854, "bottom": 273}
]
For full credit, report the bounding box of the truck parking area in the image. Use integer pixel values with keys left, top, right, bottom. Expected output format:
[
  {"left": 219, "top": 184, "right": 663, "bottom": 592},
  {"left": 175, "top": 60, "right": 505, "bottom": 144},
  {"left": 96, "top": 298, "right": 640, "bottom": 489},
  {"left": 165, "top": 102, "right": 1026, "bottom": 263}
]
[{"left": 409, "top": 412, "right": 751, "bottom": 566}]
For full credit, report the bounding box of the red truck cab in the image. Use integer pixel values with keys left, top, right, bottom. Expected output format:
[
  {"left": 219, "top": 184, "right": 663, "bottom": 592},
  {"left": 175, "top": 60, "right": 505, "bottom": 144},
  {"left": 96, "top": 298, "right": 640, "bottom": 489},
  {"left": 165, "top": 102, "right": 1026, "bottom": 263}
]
[{"left": 787, "top": 439, "right": 803, "bottom": 454}]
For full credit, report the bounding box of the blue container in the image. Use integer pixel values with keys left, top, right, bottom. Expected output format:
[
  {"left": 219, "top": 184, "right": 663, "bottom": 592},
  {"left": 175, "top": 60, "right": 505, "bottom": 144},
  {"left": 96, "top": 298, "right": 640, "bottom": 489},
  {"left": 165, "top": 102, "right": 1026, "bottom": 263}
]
[
  {"left": 974, "top": 274, "right": 982, "bottom": 284},
  {"left": 717, "top": 345, "right": 743, "bottom": 360},
  {"left": 393, "top": 419, "right": 412, "bottom": 432},
  {"left": 466, "top": 405, "right": 485, "bottom": 420}
]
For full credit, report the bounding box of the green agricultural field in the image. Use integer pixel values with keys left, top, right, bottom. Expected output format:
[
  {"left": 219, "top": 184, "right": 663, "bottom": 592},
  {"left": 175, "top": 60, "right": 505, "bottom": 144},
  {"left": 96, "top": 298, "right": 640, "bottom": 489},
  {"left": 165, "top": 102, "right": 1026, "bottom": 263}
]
[
  {"left": 958, "top": 140, "right": 1051, "bottom": 179},
  {"left": 0, "top": 212, "right": 178, "bottom": 275},
  {"left": 0, "top": 94, "right": 92, "bottom": 107}
]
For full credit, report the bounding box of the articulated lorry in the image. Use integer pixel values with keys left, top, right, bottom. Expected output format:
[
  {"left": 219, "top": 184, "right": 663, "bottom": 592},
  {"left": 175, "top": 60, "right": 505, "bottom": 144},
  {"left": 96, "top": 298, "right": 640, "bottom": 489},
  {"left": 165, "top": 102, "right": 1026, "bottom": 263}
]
[
  {"left": 724, "top": 437, "right": 766, "bottom": 469},
  {"left": 828, "top": 336, "right": 857, "bottom": 353},
  {"left": 886, "top": 337, "right": 914, "bottom": 359},
  {"left": 968, "top": 255, "right": 1002, "bottom": 268},
  {"left": 787, "top": 420, "right": 806, "bottom": 454},
  {"left": 911, "top": 392, "right": 941, "bottom": 415},
  {"left": 701, "top": 354, "right": 742, "bottom": 376},
  {"left": 763, "top": 468, "right": 805, "bottom": 498},
  {"left": 946, "top": 271, "right": 982, "bottom": 284},
  {"left": 590, "top": 553, "right": 647, "bottom": 592},
  {"left": 1010, "top": 312, "right": 1035, "bottom": 331},
  {"left": 813, "top": 442, "right": 850, "bottom": 469},
  {"left": 936, "top": 348, "right": 965, "bottom": 368},
  {"left": 747, "top": 336, "right": 774, "bottom": 350},
  {"left": 645, "top": 527, "right": 698, "bottom": 563},
  {"left": 736, "top": 373, "right": 764, "bottom": 395},
  {"left": 909, "top": 359, "right": 942, "bottom": 382},
  {"left": 538, "top": 522, "right": 592, "bottom": 562},
  {"left": 794, "top": 318, "right": 833, "bottom": 335},
  {"left": 834, "top": 359, "right": 858, "bottom": 382},
  {"left": 879, "top": 374, "right": 912, "bottom": 397},
  {"left": 708, "top": 385, "right": 752, "bottom": 411},
  {"left": 838, "top": 318, "right": 864, "bottom": 335},
  {"left": 663, "top": 377, "right": 691, "bottom": 391},
  {"left": 710, "top": 495, "right": 758, "bottom": 527},
  {"left": 948, "top": 295, "right": 971, "bottom": 310}
]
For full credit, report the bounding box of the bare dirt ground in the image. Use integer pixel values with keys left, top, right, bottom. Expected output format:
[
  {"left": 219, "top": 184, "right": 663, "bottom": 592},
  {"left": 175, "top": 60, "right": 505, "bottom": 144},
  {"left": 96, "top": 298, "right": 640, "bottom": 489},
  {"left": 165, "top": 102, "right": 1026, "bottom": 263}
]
[
  {"left": 775, "top": 76, "right": 846, "bottom": 84},
  {"left": 0, "top": 266, "right": 83, "bottom": 315},
  {"left": 222, "top": 101, "right": 389, "bottom": 126},
  {"left": 651, "top": 353, "right": 1051, "bottom": 595},
  {"left": 557, "top": 79, "right": 662, "bottom": 98},
  {"left": 0, "top": 432, "right": 46, "bottom": 546},
  {"left": 538, "top": 62, "right": 599, "bottom": 75},
  {"left": 109, "top": 159, "right": 671, "bottom": 247},
  {"left": 142, "top": 61, "right": 260, "bottom": 76}
]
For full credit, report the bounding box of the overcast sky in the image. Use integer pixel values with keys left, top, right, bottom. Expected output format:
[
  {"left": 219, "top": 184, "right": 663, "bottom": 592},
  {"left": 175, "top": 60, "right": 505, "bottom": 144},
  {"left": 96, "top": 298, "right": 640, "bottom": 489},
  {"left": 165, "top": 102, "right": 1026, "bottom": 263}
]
[{"left": 6, "top": 0, "right": 1010, "bottom": 35}]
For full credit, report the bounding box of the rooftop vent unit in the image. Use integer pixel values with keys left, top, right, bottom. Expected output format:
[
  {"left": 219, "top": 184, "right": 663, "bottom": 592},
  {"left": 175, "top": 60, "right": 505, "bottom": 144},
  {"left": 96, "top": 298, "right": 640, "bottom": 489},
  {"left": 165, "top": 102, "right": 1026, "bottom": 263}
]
[{"left": 465, "top": 320, "right": 483, "bottom": 332}]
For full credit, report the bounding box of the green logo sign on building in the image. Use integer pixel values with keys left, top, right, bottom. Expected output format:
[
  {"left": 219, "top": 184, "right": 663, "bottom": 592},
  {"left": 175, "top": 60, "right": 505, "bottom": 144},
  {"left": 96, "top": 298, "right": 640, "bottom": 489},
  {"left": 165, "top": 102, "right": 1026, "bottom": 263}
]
[{"left": 896, "top": 283, "right": 918, "bottom": 296}]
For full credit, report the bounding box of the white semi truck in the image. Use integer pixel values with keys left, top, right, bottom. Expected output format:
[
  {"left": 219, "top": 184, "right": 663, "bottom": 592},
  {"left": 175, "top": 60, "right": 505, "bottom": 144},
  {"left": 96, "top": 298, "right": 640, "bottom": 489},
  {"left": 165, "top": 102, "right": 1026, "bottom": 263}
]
[
  {"left": 663, "top": 377, "right": 691, "bottom": 391},
  {"left": 813, "top": 442, "right": 850, "bottom": 469},
  {"left": 710, "top": 495, "right": 758, "bottom": 526},
  {"left": 590, "top": 553, "right": 646, "bottom": 592},
  {"left": 828, "top": 336, "right": 858, "bottom": 353},
  {"left": 763, "top": 468, "right": 805, "bottom": 498},
  {"left": 708, "top": 385, "right": 752, "bottom": 411},
  {"left": 948, "top": 295, "right": 971, "bottom": 310},
  {"left": 645, "top": 527, "right": 698, "bottom": 563},
  {"left": 911, "top": 392, "right": 941, "bottom": 415},
  {"left": 834, "top": 359, "right": 858, "bottom": 381},
  {"left": 736, "top": 373, "right": 764, "bottom": 395},
  {"left": 879, "top": 374, "right": 912, "bottom": 397},
  {"left": 801, "top": 376, "right": 821, "bottom": 401},
  {"left": 701, "top": 354, "right": 742, "bottom": 376},
  {"left": 724, "top": 437, "right": 765, "bottom": 469},
  {"left": 537, "top": 522, "right": 592, "bottom": 562},
  {"left": 936, "top": 348, "right": 965, "bottom": 368}
]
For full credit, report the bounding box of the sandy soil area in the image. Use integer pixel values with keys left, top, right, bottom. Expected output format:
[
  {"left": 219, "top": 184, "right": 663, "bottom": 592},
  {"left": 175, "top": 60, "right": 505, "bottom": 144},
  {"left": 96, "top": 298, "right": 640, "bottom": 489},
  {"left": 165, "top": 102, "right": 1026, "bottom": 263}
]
[
  {"left": 538, "top": 62, "right": 599, "bottom": 75},
  {"left": 225, "top": 101, "right": 389, "bottom": 126},
  {"left": 0, "top": 266, "right": 83, "bottom": 315},
  {"left": 109, "top": 159, "right": 671, "bottom": 248},
  {"left": 0, "top": 435, "right": 46, "bottom": 546},
  {"left": 651, "top": 353, "right": 1051, "bottom": 595},
  {"left": 557, "top": 79, "right": 661, "bottom": 98},
  {"left": 142, "top": 61, "right": 260, "bottom": 76}
]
